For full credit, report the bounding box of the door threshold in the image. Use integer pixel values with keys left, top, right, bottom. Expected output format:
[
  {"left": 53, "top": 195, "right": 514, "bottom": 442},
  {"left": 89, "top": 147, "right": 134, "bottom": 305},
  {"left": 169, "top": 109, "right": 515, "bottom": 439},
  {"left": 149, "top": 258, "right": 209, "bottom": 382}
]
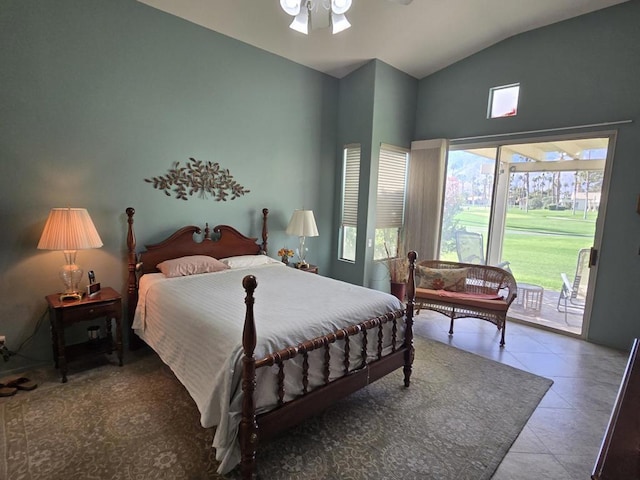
[{"left": 508, "top": 315, "right": 584, "bottom": 339}]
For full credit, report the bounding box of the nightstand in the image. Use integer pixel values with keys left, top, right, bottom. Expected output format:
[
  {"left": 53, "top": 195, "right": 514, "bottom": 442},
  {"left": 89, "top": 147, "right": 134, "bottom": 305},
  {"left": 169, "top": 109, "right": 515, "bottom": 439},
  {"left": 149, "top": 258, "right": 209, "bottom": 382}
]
[
  {"left": 294, "top": 264, "right": 318, "bottom": 274},
  {"left": 45, "top": 287, "right": 123, "bottom": 382}
]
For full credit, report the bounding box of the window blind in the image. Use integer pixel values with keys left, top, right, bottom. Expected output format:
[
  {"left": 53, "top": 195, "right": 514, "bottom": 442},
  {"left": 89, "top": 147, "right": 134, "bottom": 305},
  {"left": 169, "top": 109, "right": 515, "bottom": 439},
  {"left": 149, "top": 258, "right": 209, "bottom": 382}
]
[
  {"left": 376, "top": 145, "right": 408, "bottom": 228},
  {"left": 342, "top": 145, "right": 361, "bottom": 227}
]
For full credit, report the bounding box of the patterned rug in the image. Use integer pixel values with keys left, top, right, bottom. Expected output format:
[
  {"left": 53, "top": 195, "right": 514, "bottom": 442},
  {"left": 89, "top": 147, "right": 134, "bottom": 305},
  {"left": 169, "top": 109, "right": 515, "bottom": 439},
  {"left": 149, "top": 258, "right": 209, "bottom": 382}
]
[{"left": 0, "top": 336, "right": 552, "bottom": 480}]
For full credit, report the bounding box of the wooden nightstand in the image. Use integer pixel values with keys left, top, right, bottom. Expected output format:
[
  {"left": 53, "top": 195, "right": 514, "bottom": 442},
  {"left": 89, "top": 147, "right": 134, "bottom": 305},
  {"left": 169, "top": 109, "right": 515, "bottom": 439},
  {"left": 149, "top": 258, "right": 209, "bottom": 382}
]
[
  {"left": 294, "top": 264, "right": 318, "bottom": 274},
  {"left": 45, "top": 287, "right": 123, "bottom": 382}
]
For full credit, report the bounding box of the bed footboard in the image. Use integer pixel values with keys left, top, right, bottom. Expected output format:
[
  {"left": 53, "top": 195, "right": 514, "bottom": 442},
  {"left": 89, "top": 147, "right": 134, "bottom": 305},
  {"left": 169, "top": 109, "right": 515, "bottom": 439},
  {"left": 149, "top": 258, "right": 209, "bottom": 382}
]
[
  {"left": 239, "top": 251, "right": 417, "bottom": 479},
  {"left": 240, "top": 275, "right": 259, "bottom": 479}
]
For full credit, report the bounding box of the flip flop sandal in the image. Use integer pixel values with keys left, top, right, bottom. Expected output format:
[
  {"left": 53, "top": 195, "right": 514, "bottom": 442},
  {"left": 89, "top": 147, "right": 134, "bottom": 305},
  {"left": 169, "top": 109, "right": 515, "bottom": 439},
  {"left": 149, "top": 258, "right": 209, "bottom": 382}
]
[
  {"left": 0, "top": 374, "right": 26, "bottom": 386},
  {"left": 1, "top": 375, "right": 38, "bottom": 391},
  {"left": 0, "top": 386, "right": 17, "bottom": 397},
  {"left": 15, "top": 379, "right": 37, "bottom": 391}
]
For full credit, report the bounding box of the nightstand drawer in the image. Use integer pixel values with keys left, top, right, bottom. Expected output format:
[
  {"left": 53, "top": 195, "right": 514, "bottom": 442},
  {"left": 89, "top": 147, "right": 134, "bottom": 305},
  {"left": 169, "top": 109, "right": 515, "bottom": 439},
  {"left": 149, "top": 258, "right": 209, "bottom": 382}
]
[
  {"left": 63, "top": 302, "right": 118, "bottom": 323},
  {"left": 46, "top": 286, "right": 123, "bottom": 382}
]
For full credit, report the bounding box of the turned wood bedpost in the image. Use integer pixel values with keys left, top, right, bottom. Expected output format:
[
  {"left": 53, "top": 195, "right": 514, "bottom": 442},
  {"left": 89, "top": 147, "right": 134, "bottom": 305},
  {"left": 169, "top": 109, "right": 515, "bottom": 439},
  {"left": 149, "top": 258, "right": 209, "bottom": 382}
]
[
  {"left": 125, "top": 207, "right": 142, "bottom": 350},
  {"left": 261, "top": 208, "right": 269, "bottom": 254},
  {"left": 240, "top": 275, "right": 259, "bottom": 480},
  {"left": 404, "top": 251, "right": 417, "bottom": 387}
]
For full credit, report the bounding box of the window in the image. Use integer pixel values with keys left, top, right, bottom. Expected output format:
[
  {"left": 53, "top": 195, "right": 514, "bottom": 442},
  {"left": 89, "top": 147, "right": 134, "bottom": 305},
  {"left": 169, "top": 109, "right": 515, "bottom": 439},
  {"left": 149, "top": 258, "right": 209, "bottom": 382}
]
[
  {"left": 340, "top": 144, "right": 361, "bottom": 262},
  {"left": 488, "top": 83, "right": 520, "bottom": 118},
  {"left": 374, "top": 145, "right": 409, "bottom": 260}
]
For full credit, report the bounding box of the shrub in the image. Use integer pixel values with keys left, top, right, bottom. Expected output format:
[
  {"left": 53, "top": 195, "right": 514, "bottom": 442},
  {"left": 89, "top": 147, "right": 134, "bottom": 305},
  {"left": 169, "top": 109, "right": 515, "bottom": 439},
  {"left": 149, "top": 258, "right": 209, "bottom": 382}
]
[{"left": 547, "top": 204, "right": 566, "bottom": 211}]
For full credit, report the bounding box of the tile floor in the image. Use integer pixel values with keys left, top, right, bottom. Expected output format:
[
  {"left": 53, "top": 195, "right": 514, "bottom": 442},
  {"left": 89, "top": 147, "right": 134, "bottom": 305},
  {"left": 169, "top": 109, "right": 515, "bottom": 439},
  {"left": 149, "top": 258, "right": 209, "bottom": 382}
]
[{"left": 413, "top": 311, "right": 629, "bottom": 480}]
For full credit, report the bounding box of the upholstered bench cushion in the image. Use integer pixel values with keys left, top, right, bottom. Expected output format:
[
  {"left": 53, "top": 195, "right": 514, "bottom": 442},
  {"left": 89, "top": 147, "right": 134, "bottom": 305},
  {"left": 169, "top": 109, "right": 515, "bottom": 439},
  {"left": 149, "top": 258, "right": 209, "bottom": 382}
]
[{"left": 415, "top": 288, "right": 509, "bottom": 312}]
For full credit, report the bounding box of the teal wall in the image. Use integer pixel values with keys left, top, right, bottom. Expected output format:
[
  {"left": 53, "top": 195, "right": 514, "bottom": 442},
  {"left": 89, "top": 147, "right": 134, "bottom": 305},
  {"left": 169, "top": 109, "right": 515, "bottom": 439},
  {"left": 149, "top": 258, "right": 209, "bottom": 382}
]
[
  {"left": 0, "top": 0, "right": 337, "bottom": 373},
  {"left": 330, "top": 61, "right": 376, "bottom": 286},
  {"left": 415, "top": 1, "right": 640, "bottom": 350},
  {"left": 2, "top": 0, "right": 637, "bottom": 376},
  {"left": 368, "top": 61, "right": 418, "bottom": 289},
  {"left": 330, "top": 60, "right": 417, "bottom": 288}
]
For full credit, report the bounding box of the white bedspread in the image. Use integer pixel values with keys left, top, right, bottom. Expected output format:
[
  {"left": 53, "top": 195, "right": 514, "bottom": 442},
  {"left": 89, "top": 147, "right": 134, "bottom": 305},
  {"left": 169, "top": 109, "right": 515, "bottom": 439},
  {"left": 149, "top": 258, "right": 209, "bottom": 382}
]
[{"left": 133, "top": 263, "right": 404, "bottom": 473}]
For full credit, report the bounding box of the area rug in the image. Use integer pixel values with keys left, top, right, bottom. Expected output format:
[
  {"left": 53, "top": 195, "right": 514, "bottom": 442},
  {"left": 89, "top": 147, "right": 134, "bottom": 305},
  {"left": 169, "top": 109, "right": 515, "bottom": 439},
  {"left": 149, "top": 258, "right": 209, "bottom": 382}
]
[{"left": 0, "top": 336, "right": 552, "bottom": 480}]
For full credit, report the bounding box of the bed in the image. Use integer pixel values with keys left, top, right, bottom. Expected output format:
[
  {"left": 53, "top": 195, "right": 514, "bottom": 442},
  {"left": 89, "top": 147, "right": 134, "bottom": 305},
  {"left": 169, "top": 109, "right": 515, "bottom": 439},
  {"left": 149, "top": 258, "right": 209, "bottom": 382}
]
[{"left": 125, "top": 207, "right": 416, "bottom": 479}]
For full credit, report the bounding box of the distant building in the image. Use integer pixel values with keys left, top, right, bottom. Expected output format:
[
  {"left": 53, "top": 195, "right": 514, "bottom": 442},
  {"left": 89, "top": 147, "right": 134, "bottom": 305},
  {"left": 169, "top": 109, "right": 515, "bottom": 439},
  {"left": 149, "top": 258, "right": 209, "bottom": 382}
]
[{"left": 572, "top": 191, "right": 601, "bottom": 211}]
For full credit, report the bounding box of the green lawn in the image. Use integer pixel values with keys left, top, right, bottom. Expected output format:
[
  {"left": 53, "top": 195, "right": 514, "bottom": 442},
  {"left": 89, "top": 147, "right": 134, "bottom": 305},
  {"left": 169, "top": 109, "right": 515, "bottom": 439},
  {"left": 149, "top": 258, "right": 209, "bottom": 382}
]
[{"left": 441, "top": 207, "right": 596, "bottom": 290}]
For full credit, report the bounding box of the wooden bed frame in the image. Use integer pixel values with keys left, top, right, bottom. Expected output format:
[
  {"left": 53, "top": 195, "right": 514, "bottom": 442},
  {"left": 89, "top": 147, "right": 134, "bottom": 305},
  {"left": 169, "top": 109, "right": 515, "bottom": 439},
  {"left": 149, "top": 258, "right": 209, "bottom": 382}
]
[{"left": 125, "top": 207, "right": 416, "bottom": 479}]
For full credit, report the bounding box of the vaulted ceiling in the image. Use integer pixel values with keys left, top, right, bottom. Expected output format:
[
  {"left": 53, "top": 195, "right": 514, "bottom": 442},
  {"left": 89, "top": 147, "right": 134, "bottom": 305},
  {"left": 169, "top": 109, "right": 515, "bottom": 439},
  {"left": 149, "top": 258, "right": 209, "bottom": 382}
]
[{"left": 138, "top": 0, "right": 628, "bottom": 79}]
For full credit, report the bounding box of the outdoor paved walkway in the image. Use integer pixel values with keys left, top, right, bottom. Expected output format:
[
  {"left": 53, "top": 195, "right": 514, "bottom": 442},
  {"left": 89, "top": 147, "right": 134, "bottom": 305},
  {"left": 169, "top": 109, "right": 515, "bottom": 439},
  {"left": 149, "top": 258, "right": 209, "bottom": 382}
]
[{"left": 509, "top": 287, "right": 583, "bottom": 335}]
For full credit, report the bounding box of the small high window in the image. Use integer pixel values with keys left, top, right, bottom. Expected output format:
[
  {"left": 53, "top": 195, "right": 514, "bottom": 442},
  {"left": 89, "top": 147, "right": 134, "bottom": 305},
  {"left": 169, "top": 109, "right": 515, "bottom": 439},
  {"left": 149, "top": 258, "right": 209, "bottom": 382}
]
[{"left": 488, "top": 83, "right": 519, "bottom": 118}]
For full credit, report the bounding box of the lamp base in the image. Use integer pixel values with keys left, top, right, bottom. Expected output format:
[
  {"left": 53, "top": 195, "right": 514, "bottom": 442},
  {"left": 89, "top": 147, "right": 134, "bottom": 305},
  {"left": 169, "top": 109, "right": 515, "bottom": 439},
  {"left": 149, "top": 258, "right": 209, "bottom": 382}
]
[
  {"left": 59, "top": 253, "right": 83, "bottom": 301},
  {"left": 59, "top": 291, "right": 83, "bottom": 301}
]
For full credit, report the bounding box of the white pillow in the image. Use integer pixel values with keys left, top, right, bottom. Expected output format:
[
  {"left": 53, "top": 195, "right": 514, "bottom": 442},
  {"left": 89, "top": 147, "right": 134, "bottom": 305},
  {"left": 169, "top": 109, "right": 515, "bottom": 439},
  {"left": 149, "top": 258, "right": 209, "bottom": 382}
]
[
  {"left": 220, "top": 255, "right": 282, "bottom": 269},
  {"left": 156, "top": 255, "right": 229, "bottom": 278}
]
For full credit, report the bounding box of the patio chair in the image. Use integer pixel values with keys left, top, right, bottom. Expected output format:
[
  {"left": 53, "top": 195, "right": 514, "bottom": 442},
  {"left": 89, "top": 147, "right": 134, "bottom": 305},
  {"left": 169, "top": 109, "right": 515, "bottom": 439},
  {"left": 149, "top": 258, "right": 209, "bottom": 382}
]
[
  {"left": 557, "top": 248, "right": 591, "bottom": 322},
  {"left": 455, "top": 231, "right": 511, "bottom": 271}
]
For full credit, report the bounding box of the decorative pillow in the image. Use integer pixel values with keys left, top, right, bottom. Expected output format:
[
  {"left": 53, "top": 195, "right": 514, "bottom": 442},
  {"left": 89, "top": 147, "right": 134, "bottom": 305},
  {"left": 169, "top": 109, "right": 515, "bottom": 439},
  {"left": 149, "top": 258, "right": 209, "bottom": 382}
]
[
  {"left": 219, "top": 254, "right": 281, "bottom": 269},
  {"left": 156, "top": 255, "right": 229, "bottom": 278},
  {"left": 415, "top": 266, "right": 468, "bottom": 292}
]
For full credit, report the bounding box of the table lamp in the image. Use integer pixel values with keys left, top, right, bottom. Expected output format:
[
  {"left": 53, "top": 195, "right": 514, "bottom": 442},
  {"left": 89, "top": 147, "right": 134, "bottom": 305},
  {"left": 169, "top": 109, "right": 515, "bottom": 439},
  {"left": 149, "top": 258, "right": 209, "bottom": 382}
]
[
  {"left": 37, "top": 207, "right": 103, "bottom": 300},
  {"left": 286, "top": 209, "right": 319, "bottom": 268}
]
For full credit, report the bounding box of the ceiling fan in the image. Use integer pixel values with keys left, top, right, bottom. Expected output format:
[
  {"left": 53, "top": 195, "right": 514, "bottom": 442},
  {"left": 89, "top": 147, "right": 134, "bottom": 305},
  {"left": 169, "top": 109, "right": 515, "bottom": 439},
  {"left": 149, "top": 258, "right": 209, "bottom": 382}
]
[{"left": 280, "top": 0, "right": 413, "bottom": 35}]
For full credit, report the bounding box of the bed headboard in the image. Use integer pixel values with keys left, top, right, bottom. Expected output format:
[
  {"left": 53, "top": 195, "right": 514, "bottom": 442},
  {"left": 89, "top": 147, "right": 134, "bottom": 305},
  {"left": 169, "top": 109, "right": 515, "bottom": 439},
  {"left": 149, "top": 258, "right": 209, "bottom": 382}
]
[{"left": 125, "top": 207, "right": 269, "bottom": 347}]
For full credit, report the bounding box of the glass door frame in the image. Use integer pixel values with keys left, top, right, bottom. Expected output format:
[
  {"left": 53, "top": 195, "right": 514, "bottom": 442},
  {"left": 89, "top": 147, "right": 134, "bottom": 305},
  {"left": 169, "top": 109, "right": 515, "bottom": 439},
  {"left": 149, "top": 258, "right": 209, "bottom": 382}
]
[{"left": 446, "top": 129, "right": 618, "bottom": 338}]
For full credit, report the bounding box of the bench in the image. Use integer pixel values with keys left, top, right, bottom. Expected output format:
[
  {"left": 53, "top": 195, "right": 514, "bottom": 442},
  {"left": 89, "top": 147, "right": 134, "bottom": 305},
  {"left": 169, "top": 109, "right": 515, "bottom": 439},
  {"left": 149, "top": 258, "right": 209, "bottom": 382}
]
[{"left": 414, "top": 260, "right": 517, "bottom": 346}]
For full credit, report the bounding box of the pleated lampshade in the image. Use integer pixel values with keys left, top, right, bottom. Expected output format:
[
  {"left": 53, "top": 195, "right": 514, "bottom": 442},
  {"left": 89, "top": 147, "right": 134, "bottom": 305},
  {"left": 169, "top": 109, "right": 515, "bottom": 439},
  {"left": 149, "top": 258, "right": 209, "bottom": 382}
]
[
  {"left": 285, "top": 210, "right": 319, "bottom": 238},
  {"left": 38, "top": 208, "right": 103, "bottom": 300},
  {"left": 37, "top": 208, "right": 103, "bottom": 251}
]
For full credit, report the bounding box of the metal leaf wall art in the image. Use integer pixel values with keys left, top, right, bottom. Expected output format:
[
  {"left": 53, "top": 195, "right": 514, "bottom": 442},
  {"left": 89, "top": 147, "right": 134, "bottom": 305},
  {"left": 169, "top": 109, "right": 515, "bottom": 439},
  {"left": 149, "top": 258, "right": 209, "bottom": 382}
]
[{"left": 145, "top": 157, "right": 250, "bottom": 201}]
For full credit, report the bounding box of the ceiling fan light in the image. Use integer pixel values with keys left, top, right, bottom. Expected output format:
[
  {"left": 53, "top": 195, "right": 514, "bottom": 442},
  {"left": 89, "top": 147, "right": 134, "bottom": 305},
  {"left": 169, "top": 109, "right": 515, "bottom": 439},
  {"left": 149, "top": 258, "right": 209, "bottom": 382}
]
[
  {"left": 331, "top": 0, "right": 352, "bottom": 15},
  {"left": 331, "top": 12, "right": 350, "bottom": 34},
  {"left": 280, "top": 0, "right": 302, "bottom": 16},
  {"left": 290, "top": 9, "right": 309, "bottom": 34}
]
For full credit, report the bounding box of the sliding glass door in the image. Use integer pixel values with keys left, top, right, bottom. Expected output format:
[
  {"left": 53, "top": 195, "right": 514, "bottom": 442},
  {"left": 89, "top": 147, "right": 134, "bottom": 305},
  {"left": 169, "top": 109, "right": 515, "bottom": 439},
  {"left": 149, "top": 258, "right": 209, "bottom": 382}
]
[
  {"left": 438, "top": 147, "right": 499, "bottom": 265},
  {"left": 438, "top": 133, "right": 613, "bottom": 337}
]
